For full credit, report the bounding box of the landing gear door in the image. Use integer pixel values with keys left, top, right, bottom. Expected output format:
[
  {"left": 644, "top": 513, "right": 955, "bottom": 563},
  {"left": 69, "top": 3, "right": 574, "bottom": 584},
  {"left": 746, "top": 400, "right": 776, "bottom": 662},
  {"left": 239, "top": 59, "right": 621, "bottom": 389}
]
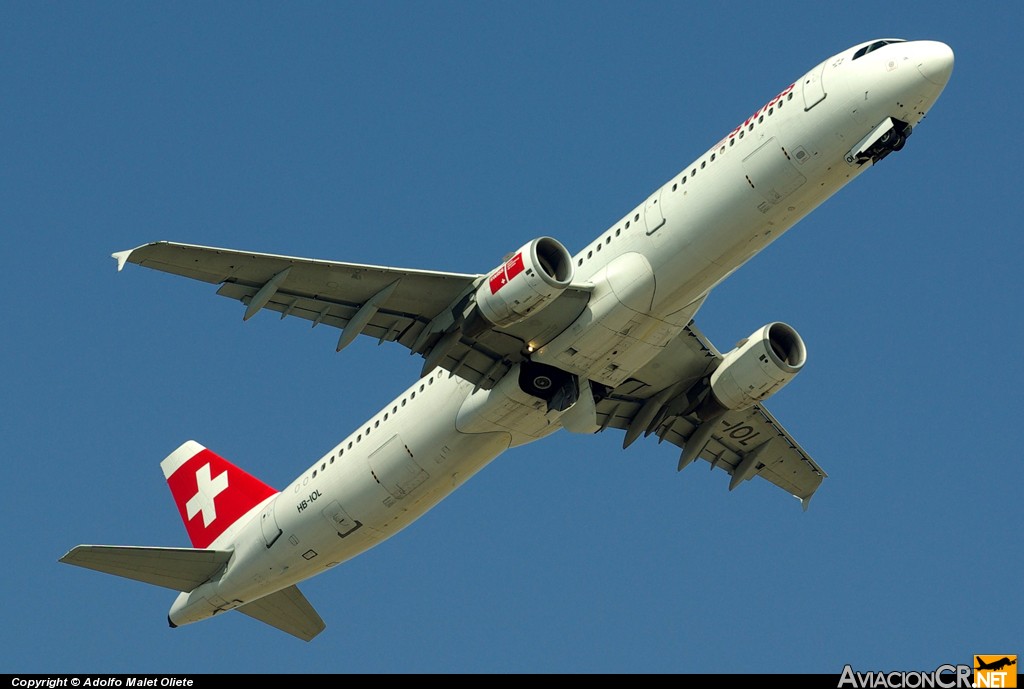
[
  {"left": 560, "top": 378, "right": 599, "bottom": 434},
  {"left": 802, "top": 61, "right": 827, "bottom": 110}
]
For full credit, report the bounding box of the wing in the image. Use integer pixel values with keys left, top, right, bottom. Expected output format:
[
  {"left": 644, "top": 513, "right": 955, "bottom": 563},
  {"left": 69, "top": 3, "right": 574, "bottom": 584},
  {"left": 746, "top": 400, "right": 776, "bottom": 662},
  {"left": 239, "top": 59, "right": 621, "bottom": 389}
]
[
  {"left": 595, "top": 321, "right": 827, "bottom": 507},
  {"left": 113, "top": 241, "right": 591, "bottom": 390}
]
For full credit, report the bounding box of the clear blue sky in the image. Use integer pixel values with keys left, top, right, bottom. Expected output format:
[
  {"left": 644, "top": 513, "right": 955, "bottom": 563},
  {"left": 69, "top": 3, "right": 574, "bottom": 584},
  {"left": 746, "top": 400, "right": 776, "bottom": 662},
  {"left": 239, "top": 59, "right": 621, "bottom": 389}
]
[{"left": 3, "top": 1, "right": 1019, "bottom": 675}]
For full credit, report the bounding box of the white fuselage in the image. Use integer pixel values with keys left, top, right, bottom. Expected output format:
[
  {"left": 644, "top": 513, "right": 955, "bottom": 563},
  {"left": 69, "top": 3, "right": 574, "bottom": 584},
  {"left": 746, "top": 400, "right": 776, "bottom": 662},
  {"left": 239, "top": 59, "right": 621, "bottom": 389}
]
[{"left": 170, "top": 39, "right": 953, "bottom": 627}]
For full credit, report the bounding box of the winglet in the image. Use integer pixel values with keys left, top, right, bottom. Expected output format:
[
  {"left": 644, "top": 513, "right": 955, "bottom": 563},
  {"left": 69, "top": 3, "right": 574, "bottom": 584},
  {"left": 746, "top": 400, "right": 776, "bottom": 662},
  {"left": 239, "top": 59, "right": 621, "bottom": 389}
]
[
  {"left": 800, "top": 493, "right": 813, "bottom": 512},
  {"left": 112, "top": 249, "right": 133, "bottom": 272}
]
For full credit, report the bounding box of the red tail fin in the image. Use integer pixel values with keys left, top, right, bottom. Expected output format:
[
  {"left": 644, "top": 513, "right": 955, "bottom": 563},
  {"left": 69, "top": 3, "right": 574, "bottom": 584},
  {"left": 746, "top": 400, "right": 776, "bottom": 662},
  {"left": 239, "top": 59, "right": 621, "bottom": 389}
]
[{"left": 161, "top": 440, "right": 277, "bottom": 548}]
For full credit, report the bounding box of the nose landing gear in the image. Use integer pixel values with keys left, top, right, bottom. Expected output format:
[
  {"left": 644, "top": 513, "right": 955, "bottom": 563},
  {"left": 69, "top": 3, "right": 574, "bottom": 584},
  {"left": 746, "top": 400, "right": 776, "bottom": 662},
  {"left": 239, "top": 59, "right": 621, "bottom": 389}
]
[
  {"left": 878, "top": 125, "right": 909, "bottom": 153},
  {"left": 846, "top": 117, "right": 912, "bottom": 165}
]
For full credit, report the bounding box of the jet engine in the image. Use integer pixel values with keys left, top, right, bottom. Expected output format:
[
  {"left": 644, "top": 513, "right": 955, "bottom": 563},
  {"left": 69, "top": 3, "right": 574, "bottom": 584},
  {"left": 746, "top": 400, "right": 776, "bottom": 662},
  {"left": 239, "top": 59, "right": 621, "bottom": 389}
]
[
  {"left": 472, "top": 237, "right": 574, "bottom": 328},
  {"left": 708, "top": 322, "right": 806, "bottom": 411}
]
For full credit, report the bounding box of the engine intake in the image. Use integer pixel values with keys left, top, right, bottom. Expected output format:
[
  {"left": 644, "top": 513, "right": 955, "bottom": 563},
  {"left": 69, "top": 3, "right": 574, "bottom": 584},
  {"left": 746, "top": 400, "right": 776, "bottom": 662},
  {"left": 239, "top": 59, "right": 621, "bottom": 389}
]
[
  {"left": 473, "top": 237, "right": 574, "bottom": 328},
  {"left": 708, "top": 322, "right": 806, "bottom": 411}
]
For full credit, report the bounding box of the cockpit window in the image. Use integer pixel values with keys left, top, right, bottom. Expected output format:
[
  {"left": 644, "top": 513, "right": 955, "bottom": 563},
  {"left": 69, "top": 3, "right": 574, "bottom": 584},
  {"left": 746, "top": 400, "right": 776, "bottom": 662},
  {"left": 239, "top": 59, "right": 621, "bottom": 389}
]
[{"left": 852, "top": 39, "right": 906, "bottom": 60}]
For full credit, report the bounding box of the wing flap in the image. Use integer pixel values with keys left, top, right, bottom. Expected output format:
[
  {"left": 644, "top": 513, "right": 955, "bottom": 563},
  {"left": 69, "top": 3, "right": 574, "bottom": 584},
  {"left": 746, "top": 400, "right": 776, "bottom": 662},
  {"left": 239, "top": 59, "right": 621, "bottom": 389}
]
[
  {"left": 215, "top": 281, "right": 515, "bottom": 389},
  {"left": 236, "top": 585, "right": 326, "bottom": 642},
  {"left": 215, "top": 282, "right": 420, "bottom": 344},
  {"left": 58, "top": 545, "right": 232, "bottom": 592}
]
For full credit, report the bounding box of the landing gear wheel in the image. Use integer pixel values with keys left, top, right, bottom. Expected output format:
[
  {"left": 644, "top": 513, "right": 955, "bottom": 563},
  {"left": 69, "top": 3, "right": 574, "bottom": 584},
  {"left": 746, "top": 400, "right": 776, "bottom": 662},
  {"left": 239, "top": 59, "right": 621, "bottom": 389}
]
[
  {"left": 878, "top": 127, "right": 906, "bottom": 153},
  {"left": 518, "top": 361, "right": 573, "bottom": 402}
]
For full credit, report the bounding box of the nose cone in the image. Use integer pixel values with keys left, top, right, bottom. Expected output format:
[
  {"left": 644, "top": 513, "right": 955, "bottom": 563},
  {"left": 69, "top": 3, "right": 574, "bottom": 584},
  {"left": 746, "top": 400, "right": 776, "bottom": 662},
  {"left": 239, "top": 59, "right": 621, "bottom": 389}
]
[{"left": 916, "top": 41, "right": 954, "bottom": 87}]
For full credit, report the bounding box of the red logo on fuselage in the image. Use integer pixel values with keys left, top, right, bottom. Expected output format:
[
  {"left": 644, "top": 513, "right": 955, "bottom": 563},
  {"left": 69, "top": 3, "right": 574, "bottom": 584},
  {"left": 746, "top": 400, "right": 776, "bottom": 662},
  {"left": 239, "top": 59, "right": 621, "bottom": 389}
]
[{"left": 715, "top": 82, "right": 796, "bottom": 148}]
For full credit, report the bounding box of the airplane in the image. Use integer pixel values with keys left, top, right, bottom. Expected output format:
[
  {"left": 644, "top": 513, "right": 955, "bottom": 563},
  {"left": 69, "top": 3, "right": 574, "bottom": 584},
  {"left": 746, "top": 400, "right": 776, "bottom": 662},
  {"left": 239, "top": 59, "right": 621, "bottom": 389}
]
[
  {"left": 60, "top": 38, "right": 954, "bottom": 641},
  {"left": 976, "top": 657, "right": 1017, "bottom": 672}
]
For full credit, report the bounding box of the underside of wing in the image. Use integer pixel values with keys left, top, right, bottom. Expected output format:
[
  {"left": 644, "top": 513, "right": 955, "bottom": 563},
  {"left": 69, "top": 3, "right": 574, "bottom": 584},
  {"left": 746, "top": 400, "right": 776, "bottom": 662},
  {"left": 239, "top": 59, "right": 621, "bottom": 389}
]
[
  {"left": 114, "top": 241, "right": 590, "bottom": 390},
  {"left": 595, "top": 321, "right": 826, "bottom": 506}
]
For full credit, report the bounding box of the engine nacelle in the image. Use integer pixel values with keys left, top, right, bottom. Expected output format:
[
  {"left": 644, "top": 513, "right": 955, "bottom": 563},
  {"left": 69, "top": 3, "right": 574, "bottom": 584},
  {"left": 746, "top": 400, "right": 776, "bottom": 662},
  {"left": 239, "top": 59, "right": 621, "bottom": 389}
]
[
  {"left": 709, "top": 322, "right": 806, "bottom": 411},
  {"left": 473, "top": 237, "right": 574, "bottom": 328}
]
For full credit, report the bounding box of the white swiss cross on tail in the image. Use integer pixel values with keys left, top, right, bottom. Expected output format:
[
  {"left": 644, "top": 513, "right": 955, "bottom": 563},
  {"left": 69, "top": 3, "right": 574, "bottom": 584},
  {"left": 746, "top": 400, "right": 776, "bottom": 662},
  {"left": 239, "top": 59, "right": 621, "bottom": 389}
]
[
  {"left": 185, "top": 463, "right": 229, "bottom": 527},
  {"left": 161, "top": 440, "right": 277, "bottom": 549}
]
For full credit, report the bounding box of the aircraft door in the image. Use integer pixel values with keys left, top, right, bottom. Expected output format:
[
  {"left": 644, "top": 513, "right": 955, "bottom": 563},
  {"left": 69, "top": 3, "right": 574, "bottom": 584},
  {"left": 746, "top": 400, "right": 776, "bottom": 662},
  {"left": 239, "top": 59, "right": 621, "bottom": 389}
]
[
  {"left": 260, "top": 499, "right": 282, "bottom": 548},
  {"left": 644, "top": 188, "right": 666, "bottom": 235},
  {"left": 802, "top": 61, "right": 827, "bottom": 110},
  {"left": 742, "top": 138, "right": 806, "bottom": 204},
  {"left": 367, "top": 434, "right": 428, "bottom": 500}
]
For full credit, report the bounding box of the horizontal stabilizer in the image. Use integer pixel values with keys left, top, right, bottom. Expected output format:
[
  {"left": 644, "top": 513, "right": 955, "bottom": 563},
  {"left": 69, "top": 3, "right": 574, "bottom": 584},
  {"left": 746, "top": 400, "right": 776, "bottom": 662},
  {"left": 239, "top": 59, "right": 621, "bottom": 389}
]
[
  {"left": 59, "top": 545, "right": 231, "bottom": 592},
  {"left": 237, "top": 585, "right": 326, "bottom": 642}
]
